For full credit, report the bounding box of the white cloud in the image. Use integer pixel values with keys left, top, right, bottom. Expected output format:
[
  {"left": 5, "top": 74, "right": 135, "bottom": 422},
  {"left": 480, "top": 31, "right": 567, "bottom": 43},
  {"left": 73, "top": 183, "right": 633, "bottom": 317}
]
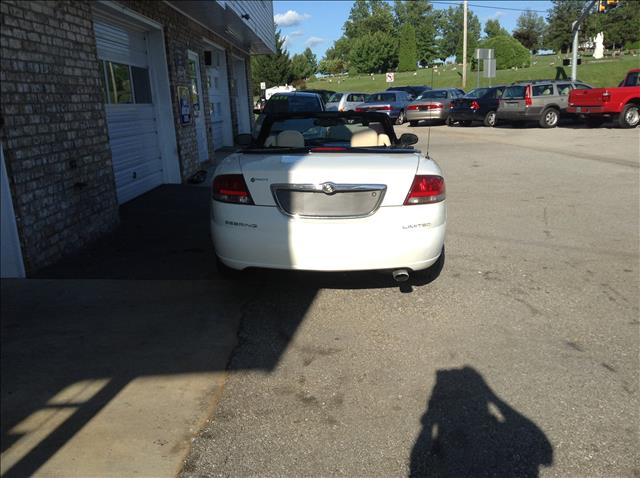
[
  {"left": 491, "top": 11, "right": 506, "bottom": 18},
  {"left": 305, "top": 36, "right": 325, "bottom": 48},
  {"left": 274, "top": 10, "right": 310, "bottom": 27},
  {"left": 289, "top": 30, "right": 304, "bottom": 38}
]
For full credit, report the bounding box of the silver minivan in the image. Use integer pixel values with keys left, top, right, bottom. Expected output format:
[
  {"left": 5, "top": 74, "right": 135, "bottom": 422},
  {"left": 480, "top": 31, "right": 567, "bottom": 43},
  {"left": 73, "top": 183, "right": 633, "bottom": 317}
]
[
  {"left": 325, "top": 92, "right": 369, "bottom": 112},
  {"left": 497, "top": 80, "right": 592, "bottom": 128}
]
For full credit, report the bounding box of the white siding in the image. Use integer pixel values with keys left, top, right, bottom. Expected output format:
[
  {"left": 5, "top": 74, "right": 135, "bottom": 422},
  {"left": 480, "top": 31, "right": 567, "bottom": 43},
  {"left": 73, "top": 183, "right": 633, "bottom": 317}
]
[{"left": 219, "top": 0, "right": 275, "bottom": 53}]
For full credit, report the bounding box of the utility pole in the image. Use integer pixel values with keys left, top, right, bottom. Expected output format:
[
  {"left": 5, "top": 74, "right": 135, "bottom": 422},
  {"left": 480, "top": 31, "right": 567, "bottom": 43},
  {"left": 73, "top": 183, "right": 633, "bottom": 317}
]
[
  {"left": 571, "top": 0, "right": 598, "bottom": 81},
  {"left": 462, "top": 0, "right": 468, "bottom": 89}
]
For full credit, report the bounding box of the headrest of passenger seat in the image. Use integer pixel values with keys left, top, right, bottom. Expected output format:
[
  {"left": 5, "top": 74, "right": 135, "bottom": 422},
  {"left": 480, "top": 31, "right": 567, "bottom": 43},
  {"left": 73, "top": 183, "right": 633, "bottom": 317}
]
[
  {"left": 276, "top": 130, "right": 305, "bottom": 148},
  {"left": 350, "top": 129, "right": 378, "bottom": 147},
  {"left": 377, "top": 134, "right": 391, "bottom": 147}
]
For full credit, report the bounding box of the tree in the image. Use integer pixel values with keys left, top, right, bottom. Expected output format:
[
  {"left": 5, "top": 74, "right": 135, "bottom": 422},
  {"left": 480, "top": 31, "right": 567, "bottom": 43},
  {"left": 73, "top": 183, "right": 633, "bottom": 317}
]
[
  {"left": 319, "top": 37, "right": 351, "bottom": 75},
  {"left": 599, "top": 0, "right": 640, "bottom": 49},
  {"left": 291, "top": 47, "right": 317, "bottom": 80},
  {"left": 393, "top": 0, "right": 438, "bottom": 65},
  {"left": 513, "top": 10, "right": 546, "bottom": 52},
  {"left": 344, "top": 0, "right": 395, "bottom": 39},
  {"left": 479, "top": 35, "right": 531, "bottom": 70},
  {"left": 545, "top": 0, "right": 597, "bottom": 53},
  {"left": 484, "top": 19, "right": 509, "bottom": 39},
  {"left": 398, "top": 24, "right": 417, "bottom": 72},
  {"left": 437, "top": 5, "right": 481, "bottom": 63},
  {"left": 250, "top": 30, "right": 291, "bottom": 95},
  {"left": 348, "top": 31, "right": 398, "bottom": 74}
]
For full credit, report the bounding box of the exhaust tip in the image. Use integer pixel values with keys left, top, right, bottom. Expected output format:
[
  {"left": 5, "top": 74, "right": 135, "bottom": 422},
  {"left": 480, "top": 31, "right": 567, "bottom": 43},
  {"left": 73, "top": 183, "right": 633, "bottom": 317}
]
[{"left": 392, "top": 269, "right": 410, "bottom": 282}]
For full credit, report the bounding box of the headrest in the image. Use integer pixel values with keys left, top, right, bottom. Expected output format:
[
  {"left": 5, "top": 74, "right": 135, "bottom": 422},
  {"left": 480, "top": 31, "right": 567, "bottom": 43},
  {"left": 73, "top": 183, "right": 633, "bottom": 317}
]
[
  {"left": 276, "top": 130, "right": 305, "bottom": 148},
  {"left": 377, "top": 134, "right": 391, "bottom": 147},
  {"left": 350, "top": 128, "right": 378, "bottom": 147}
]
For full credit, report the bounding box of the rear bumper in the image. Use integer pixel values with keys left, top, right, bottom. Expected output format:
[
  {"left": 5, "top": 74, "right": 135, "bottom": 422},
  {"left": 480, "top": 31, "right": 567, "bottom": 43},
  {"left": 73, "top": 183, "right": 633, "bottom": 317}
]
[
  {"left": 406, "top": 109, "right": 447, "bottom": 121},
  {"left": 567, "top": 105, "right": 613, "bottom": 115},
  {"left": 211, "top": 201, "right": 446, "bottom": 271},
  {"left": 450, "top": 109, "right": 482, "bottom": 121}
]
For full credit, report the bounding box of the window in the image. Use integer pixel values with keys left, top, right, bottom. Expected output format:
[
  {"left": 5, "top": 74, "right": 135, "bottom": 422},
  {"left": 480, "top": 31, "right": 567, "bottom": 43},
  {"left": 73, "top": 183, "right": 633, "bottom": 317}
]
[
  {"left": 624, "top": 71, "right": 639, "bottom": 86},
  {"left": 557, "top": 83, "right": 572, "bottom": 96},
  {"left": 367, "top": 93, "right": 395, "bottom": 102},
  {"left": 465, "top": 88, "right": 490, "bottom": 99},
  {"left": 328, "top": 93, "right": 344, "bottom": 103},
  {"left": 492, "top": 88, "right": 504, "bottom": 99},
  {"left": 574, "top": 83, "right": 591, "bottom": 90},
  {"left": 417, "top": 90, "right": 448, "bottom": 100},
  {"left": 532, "top": 85, "right": 553, "bottom": 96},
  {"left": 102, "top": 61, "right": 152, "bottom": 104},
  {"left": 347, "top": 94, "right": 366, "bottom": 102}
]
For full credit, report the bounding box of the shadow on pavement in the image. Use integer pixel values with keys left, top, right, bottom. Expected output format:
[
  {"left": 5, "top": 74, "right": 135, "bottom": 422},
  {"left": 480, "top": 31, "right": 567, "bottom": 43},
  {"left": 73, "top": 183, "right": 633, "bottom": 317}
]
[{"left": 410, "top": 366, "right": 553, "bottom": 478}]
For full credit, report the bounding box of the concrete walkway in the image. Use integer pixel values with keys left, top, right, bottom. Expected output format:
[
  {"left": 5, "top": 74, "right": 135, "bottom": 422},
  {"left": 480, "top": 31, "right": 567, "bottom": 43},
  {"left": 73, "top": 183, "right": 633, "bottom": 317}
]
[{"left": 1, "top": 184, "right": 246, "bottom": 477}]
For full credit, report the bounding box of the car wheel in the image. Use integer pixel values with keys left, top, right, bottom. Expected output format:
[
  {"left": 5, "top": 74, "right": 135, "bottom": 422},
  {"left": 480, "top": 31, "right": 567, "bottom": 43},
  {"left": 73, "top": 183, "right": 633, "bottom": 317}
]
[
  {"left": 409, "top": 120, "right": 419, "bottom": 127},
  {"left": 618, "top": 103, "right": 640, "bottom": 128},
  {"left": 539, "top": 108, "right": 559, "bottom": 128},
  {"left": 444, "top": 116, "right": 454, "bottom": 126},
  {"left": 483, "top": 111, "right": 497, "bottom": 127},
  {"left": 585, "top": 117, "right": 606, "bottom": 128},
  {"left": 460, "top": 120, "right": 472, "bottom": 127},
  {"left": 396, "top": 110, "right": 406, "bottom": 125}
]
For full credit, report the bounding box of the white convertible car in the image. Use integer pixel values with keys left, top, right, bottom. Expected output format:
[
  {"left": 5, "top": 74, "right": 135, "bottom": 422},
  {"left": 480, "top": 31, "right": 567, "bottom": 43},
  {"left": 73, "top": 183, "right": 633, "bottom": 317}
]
[{"left": 210, "top": 111, "right": 446, "bottom": 282}]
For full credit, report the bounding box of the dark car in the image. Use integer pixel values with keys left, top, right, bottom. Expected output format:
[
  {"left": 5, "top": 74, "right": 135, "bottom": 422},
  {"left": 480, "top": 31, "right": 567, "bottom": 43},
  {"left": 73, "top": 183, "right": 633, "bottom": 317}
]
[
  {"left": 386, "top": 85, "right": 432, "bottom": 99},
  {"left": 255, "top": 92, "right": 324, "bottom": 135},
  {"left": 450, "top": 86, "right": 507, "bottom": 127},
  {"left": 303, "top": 89, "right": 336, "bottom": 105}
]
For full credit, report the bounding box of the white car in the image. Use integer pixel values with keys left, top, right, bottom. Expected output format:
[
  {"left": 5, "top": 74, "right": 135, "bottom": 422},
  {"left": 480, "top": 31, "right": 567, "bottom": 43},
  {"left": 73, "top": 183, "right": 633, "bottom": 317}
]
[{"left": 210, "top": 112, "right": 446, "bottom": 282}]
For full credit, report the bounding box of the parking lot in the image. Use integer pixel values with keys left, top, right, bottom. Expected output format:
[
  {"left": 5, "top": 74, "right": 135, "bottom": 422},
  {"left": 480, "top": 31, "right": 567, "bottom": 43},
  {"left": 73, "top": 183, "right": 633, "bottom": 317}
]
[
  {"left": 183, "top": 123, "right": 639, "bottom": 477},
  {"left": 2, "top": 123, "right": 638, "bottom": 477}
]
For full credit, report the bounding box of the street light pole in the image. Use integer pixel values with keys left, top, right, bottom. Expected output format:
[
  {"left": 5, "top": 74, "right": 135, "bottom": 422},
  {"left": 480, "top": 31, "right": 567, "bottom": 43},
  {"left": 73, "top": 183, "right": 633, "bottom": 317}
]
[
  {"left": 571, "top": 0, "right": 598, "bottom": 81},
  {"left": 462, "top": 0, "right": 467, "bottom": 89}
]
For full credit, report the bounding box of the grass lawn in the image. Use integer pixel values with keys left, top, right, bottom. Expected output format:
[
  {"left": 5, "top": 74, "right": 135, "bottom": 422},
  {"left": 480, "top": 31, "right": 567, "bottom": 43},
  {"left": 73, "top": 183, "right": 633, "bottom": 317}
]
[{"left": 305, "top": 55, "right": 640, "bottom": 93}]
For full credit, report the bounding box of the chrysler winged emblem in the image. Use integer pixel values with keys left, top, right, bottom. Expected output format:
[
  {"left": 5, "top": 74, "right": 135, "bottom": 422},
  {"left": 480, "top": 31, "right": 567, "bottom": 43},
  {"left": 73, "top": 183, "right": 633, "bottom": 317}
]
[{"left": 321, "top": 182, "right": 337, "bottom": 195}]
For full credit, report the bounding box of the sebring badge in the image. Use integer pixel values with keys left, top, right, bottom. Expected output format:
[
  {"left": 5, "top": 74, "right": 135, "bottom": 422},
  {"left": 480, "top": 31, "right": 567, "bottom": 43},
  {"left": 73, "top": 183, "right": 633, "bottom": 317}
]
[{"left": 321, "top": 182, "right": 337, "bottom": 195}]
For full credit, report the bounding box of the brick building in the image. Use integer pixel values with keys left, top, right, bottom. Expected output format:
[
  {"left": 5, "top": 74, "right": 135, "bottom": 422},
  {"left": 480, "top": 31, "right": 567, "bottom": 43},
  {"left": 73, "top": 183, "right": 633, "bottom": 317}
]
[{"left": 0, "top": 0, "right": 275, "bottom": 276}]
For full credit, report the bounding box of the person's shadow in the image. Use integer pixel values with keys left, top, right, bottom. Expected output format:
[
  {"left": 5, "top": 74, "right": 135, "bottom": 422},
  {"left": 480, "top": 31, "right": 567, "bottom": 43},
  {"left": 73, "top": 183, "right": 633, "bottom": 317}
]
[{"left": 410, "top": 366, "right": 553, "bottom": 478}]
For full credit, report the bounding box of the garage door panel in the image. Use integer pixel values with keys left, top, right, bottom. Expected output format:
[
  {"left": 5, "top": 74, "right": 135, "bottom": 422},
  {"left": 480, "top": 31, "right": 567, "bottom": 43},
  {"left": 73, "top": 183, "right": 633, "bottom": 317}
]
[
  {"left": 114, "top": 158, "right": 163, "bottom": 187},
  {"left": 94, "top": 20, "right": 148, "bottom": 67},
  {"left": 116, "top": 171, "right": 164, "bottom": 204}
]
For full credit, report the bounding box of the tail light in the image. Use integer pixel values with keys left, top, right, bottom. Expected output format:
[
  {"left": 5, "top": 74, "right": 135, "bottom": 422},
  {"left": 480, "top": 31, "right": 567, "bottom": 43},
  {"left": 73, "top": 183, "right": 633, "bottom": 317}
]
[
  {"left": 212, "top": 174, "right": 254, "bottom": 205},
  {"left": 355, "top": 107, "right": 365, "bottom": 112},
  {"left": 524, "top": 85, "right": 532, "bottom": 106},
  {"left": 470, "top": 101, "right": 480, "bottom": 110},
  {"left": 602, "top": 91, "right": 611, "bottom": 103},
  {"left": 407, "top": 104, "right": 419, "bottom": 110},
  {"left": 404, "top": 175, "right": 446, "bottom": 205},
  {"left": 431, "top": 103, "right": 443, "bottom": 109},
  {"left": 374, "top": 105, "right": 392, "bottom": 111}
]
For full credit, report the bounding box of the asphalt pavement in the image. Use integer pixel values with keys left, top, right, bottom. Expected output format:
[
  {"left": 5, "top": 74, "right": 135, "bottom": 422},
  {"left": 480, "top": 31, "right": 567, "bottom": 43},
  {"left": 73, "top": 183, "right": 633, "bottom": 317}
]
[{"left": 182, "top": 122, "right": 639, "bottom": 477}]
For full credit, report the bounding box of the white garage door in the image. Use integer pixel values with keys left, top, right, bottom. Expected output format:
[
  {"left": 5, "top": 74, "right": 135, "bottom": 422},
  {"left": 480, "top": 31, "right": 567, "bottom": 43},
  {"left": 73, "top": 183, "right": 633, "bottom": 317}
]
[
  {"left": 206, "top": 48, "right": 233, "bottom": 149},
  {"left": 94, "top": 18, "right": 162, "bottom": 204}
]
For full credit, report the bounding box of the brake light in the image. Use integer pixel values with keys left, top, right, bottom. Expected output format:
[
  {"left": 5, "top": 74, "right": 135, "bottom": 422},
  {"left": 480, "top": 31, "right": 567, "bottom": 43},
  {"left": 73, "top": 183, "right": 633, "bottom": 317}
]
[
  {"left": 355, "top": 107, "right": 365, "bottom": 112},
  {"left": 431, "top": 103, "right": 443, "bottom": 109},
  {"left": 212, "top": 174, "right": 254, "bottom": 205},
  {"left": 470, "top": 101, "right": 480, "bottom": 110},
  {"left": 404, "top": 175, "right": 446, "bottom": 205},
  {"left": 407, "top": 104, "right": 419, "bottom": 110},
  {"left": 524, "top": 85, "right": 532, "bottom": 106},
  {"left": 374, "top": 105, "right": 392, "bottom": 111},
  {"left": 602, "top": 91, "right": 611, "bottom": 103}
]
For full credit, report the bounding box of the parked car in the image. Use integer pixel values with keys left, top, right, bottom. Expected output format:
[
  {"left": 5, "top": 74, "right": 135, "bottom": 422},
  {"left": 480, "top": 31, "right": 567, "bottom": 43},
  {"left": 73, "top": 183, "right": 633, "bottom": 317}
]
[
  {"left": 450, "top": 86, "right": 507, "bottom": 127},
  {"left": 387, "top": 85, "right": 432, "bottom": 99},
  {"left": 567, "top": 69, "right": 640, "bottom": 128},
  {"left": 355, "top": 91, "right": 413, "bottom": 124},
  {"left": 325, "top": 92, "right": 369, "bottom": 112},
  {"left": 255, "top": 92, "right": 324, "bottom": 135},
  {"left": 406, "top": 88, "right": 465, "bottom": 126},
  {"left": 304, "top": 89, "right": 336, "bottom": 105},
  {"left": 211, "top": 111, "right": 446, "bottom": 281},
  {"left": 497, "top": 79, "right": 592, "bottom": 128}
]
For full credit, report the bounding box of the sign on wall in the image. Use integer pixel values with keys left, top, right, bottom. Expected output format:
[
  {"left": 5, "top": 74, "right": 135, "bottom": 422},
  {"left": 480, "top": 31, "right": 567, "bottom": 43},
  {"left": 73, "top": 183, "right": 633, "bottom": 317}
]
[{"left": 177, "top": 86, "right": 191, "bottom": 125}]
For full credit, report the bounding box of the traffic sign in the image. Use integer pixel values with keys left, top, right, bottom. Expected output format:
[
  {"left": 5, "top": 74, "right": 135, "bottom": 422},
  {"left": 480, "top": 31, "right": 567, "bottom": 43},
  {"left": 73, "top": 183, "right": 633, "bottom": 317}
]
[{"left": 385, "top": 72, "right": 395, "bottom": 83}]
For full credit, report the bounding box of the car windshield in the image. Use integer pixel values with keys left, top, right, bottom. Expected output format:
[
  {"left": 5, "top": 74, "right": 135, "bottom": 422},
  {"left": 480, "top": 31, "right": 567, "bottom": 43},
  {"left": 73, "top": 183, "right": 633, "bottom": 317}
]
[
  {"left": 327, "top": 93, "right": 343, "bottom": 103},
  {"left": 367, "top": 93, "right": 395, "bottom": 102},
  {"left": 503, "top": 86, "right": 526, "bottom": 99},
  {"left": 417, "top": 90, "right": 447, "bottom": 100},
  {"left": 264, "top": 95, "right": 321, "bottom": 114},
  {"left": 464, "top": 88, "right": 489, "bottom": 99},
  {"left": 257, "top": 114, "right": 396, "bottom": 149}
]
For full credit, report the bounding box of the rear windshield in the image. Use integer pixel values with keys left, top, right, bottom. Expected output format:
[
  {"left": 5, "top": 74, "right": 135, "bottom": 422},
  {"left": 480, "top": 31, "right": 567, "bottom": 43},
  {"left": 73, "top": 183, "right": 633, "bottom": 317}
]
[
  {"left": 264, "top": 95, "right": 321, "bottom": 114},
  {"left": 258, "top": 115, "right": 394, "bottom": 149},
  {"left": 503, "top": 86, "right": 526, "bottom": 99},
  {"left": 464, "top": 88, "right": 489, "bottom": 99},
  {"left": 367, "top": 93, "right": 395, "bottom": 102},
  {"left": 327, "top": 93, "right": 343, "bottom": 103},
  {"left": 417, "top": 90, "right": 448, "bottom": 99}
]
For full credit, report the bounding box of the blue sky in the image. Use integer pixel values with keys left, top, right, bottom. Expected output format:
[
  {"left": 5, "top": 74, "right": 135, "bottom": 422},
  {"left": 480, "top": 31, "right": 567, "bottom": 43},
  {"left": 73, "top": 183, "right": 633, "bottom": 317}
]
[{"left": 273, "top": 0, "right": 553, "bottom": 58}]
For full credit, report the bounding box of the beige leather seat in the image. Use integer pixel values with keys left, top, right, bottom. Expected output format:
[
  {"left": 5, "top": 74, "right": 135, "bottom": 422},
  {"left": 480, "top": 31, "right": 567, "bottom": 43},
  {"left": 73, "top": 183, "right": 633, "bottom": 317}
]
[
  {"left": 377, "top": 134, "right": 391, "bottom": 146},
  {"left": 276, "top": 130, "right": 305, "bottom": 148},
  {"left": 350, "top": 128, "right": 378, "bottom": 147}
]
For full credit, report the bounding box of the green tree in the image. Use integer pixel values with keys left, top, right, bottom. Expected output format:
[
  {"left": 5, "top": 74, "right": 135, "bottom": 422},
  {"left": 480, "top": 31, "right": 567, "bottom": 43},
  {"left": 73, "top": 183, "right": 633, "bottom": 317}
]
[
  {"left": 291, "top": 47, "right": 317, "bottom": 80},
  {"left": 321, "top": 37, "right": 351, "bottom": 74},
  {"left": 513, "top": 10, "right": 546, "bottom": 52},
  {"left": 393, "top": 0, "right": 438, "bottom": 65},
  {"left": 344, "top": 0, "right": 395, "bottom": 39},
  {"left": 484, "top": 18, "right": 509, "bottom": 38},
  {"left": 437, "top": 5, "right": 481, "bottom": 63},
  {"left": 251, "top": 30, "right": 292, "bottom": 95},
  {"left": 349, "top": 30, "right": 398, "bottom": 74},
  {"left": 599, "top": 0, "right": 640, "bottom": 49},
  {"left": 479, "top": 35, "right": 531, "bottom": 70},
  {"left": 545, "top": 0, "right": 597, "bottom": 53},
  {"left": 398, "top": 23, "right": 418, "bottom": 71}
]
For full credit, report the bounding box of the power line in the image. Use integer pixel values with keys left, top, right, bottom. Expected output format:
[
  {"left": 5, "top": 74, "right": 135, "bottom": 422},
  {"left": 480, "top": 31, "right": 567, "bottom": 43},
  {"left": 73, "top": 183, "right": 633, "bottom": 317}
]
[{"left": 430, "top": 1, "right": 548, "bottom": 14}]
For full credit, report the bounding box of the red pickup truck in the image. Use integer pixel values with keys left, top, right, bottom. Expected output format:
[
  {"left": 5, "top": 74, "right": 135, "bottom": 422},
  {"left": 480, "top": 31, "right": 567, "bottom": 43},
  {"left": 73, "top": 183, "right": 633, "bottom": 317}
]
[{"left": 567, "top": 69, "right": 640, "bottom": 128}]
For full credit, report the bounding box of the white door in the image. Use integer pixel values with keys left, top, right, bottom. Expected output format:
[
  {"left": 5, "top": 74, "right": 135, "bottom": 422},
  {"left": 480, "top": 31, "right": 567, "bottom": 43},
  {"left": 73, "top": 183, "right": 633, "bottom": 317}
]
[
  {"left": 95, "top": 18, "right": 163, "bottom": 204},
  {"left": 188, "top": 51, "right": 208, "bottom": 162},
  {"left": 232, "top": 56, "right": 251, "bottom": 135},
  {"left": 207, "top": 48, "right": 233, "bottom": 149}
]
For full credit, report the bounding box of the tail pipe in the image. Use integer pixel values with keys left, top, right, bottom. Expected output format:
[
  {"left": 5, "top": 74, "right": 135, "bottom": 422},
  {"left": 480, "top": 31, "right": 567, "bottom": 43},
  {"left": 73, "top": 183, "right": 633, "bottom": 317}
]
[{"left": 392, "top": 269, "right": 410, "bottom": 282}]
